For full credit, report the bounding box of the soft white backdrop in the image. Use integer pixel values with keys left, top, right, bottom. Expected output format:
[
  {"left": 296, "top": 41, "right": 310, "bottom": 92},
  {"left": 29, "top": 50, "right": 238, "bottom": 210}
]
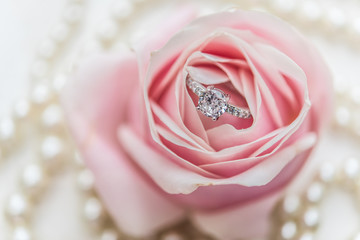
[{"left": 1, "top": 0, "right": 360, "bottom": 240}]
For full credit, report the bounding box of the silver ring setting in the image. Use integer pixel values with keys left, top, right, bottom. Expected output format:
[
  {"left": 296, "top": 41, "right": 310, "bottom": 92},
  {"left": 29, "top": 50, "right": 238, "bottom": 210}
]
[{"left": 186, "top": 74, "right": 252, "bottom": 121}]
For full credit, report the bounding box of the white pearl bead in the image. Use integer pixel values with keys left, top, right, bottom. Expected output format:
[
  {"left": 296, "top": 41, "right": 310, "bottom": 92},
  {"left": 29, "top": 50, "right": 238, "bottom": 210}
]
[
  {"left": 162, "top": 232, "right": 184, "bottom": 240},
  {"left": 6, "top": 193, "right": 30, "bottom": 220},
  {"left": 348, "top": 17, "right": 360, "bottom": 40},
  {"left": 13, "top": 99, "right": 31, "bottom": 120},
  {"left": 30, "top": 60, "right": 48, "bottom": 79},
  {"left": 271, "top": 0, "right": 297, "bottom": 15},
  {"left": 111, "top": 1, "right": 134, "bottom": 20},
  {"left": 281, "top": 221, "right": 297, "bottom": 239},
  {"left": 84, "top": 197, "right": 104, "bottom": 222},
  {"left": 335, "top": 106, "right": 351, "bottom": 127},
  {"left": 12, "top": 226, "right": 32, "bottom": 240},
  {"left": 306, "top": 182, "right": 324, "bottom": 203},
  {"left": 344, "top": 157, "right": 360, "bottom": 179},
  {"left": 100, "top": 229, "right": 119, "bottom": 240},
  {"left": 52, "top": 74, "right": 68, "bottom": 93},
  {"left": 74, "top": 151, "right": 85, "bottom": 167},
  {"left": 41, "top": 104, "right": 63, "bottom": 129},
  {"left": 351, "top": 111, "right": 360, "bottom": 136},
  {"left": 50, "top": 23, "right": 70, "bottom": 43},
  {"left": 298, "top": 1, "right": 322, "bottom": 23},
  {"left": 283, "top": 194, "right": 300, "bottom": 214},
  {"left": 334, "top": 79, "right": 349, "bottom": 96},
  {"left": 97, "top": 20, "right": 118, "bottom": 42},
  {"left": 325, "top": 7, "right": 347, "bottom": 30},
  {"left": 299, "top": 232, "right": 315, "bottom": 240},
  {"left": 303, "top": 207, "right": 319, "bottom": 227},
  {"left": 21, "top": 163, "right": 45, "bottom": 191},
  {"left": 38, "top": 39, "right": 57, "bottom": 59},
  {"left": 40, "top": 136, "right": 64, "bottom": 167},
  {"left": 0, "top": 117, "right": 15, "bottom": 141},
  {"left": 63, "top": 4, "right": 83, "bottom": 24},
  {"left": 319, "top": 162, "right": 336, "bottom": 183},
  {"left": 350, "top": 85, "right": 360, "bottom": 105},
  {"left": 31, "top": 84, "right": 51, "bottom": 105},
  {"left": 77, "top": 169, "right": 94, "bottom": 192}
]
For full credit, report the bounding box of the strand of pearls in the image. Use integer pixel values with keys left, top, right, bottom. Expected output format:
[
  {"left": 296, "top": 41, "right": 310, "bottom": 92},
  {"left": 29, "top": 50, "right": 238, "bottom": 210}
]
[
  {"left": 251, "top": 0, "right": 360, "bottom": 48},
  {"left": 334, "top": 82, "right": 360, "bottom": 135},
  {"left": 1, "top": 0, "right": 360, "bottom": 240},
  {"left": 75, "top": 154, "right": 123, "bottom": 240},
  {"left": 2, "top": 0, "right": 86, "bottom": 239},
  {"left": 271, "top": 155, "right": 360, "bottom": 240},
  {"left": 4, "top": 74, "right": 73, "bottom": 240}
]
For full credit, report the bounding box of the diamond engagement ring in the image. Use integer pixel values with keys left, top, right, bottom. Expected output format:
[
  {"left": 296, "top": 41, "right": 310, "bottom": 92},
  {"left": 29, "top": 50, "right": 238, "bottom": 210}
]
[{"left": 186, "top": 74, "right": 252, "bottom": 121}]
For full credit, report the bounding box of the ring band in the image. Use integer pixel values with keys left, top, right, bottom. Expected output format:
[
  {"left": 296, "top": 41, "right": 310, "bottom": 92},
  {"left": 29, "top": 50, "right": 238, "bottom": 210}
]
[{"left": 186, "top": 74, "right": 252, "bottom": 121}]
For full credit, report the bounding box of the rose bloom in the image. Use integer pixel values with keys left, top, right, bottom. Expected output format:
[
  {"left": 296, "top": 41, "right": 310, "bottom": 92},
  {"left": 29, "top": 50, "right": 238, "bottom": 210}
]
[{"left": 62, "top": 8, "right": 332, "bottom": 240}]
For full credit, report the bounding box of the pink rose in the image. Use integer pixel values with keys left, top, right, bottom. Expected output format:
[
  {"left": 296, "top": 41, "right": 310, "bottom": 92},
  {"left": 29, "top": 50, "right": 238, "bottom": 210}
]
[{"left": 62, "top": 8, "right": 332, "bottom": 240}]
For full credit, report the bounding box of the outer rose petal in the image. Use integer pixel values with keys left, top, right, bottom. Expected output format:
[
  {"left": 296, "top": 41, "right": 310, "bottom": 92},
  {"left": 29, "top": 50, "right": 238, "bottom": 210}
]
[
  {"left": 118, "top": 125, "right": 316, "bottom": 194},
  {"left": 189, "top": 150, "right": 314, "bottom": 240},
  {"left": 61, "top": 53, "right": 184, "bottom": 237},
  {"left": 191, "top": 190, "right": 280, "bottom": 239}
]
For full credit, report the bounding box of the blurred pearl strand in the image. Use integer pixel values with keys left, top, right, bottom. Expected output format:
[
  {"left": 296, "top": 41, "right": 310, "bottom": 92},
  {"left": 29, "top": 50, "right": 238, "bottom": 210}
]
[
  {"left": 271, "top": 156, "right": 360, "bottom": 240},
  {"left": 2, "top": 0, "right": 86, "bottom": 239},
  {"left": 1, "top": 0, "right": 360, "bottom": 240}
]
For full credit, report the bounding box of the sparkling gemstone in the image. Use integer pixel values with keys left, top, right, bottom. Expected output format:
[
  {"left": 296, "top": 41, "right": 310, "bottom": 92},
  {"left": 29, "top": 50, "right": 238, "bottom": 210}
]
[
  {"left": 198, "top": 87, "right": 228, "bottom": 120},
  {"left": 227, "top": 105, "right": 235, "bottom": 114}
]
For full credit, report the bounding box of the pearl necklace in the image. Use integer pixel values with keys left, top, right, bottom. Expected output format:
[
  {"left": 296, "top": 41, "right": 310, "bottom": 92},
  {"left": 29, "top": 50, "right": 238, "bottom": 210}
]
[{"left": 1, "top": 0, "right": 359, "bottom": 240}]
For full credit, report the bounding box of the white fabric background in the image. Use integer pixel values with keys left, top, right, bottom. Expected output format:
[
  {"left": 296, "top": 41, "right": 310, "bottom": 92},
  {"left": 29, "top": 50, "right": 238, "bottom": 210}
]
[{"left": 1, "top": 0, "right": 360, "bottom": 239}]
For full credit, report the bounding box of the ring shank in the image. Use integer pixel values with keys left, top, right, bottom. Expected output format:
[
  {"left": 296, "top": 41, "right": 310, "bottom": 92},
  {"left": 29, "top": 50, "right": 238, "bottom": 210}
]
[{"left": 226, "top": 103, "right": 251, "bottom": 119}]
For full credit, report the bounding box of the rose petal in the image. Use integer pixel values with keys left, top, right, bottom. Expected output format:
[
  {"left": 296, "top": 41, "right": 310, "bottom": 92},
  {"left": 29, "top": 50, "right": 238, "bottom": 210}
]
[
  {"left": 118, "top": 125, "right": 316, "bottom": 194},
  {"left": 190, "top": 190, "right": 280, "bottom": 239}
]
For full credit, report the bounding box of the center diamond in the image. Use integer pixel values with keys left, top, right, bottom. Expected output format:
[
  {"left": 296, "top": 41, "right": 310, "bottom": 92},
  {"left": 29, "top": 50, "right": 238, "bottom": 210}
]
[{"left": 197, "top": 87, "right": 228, "bottom": 121}]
